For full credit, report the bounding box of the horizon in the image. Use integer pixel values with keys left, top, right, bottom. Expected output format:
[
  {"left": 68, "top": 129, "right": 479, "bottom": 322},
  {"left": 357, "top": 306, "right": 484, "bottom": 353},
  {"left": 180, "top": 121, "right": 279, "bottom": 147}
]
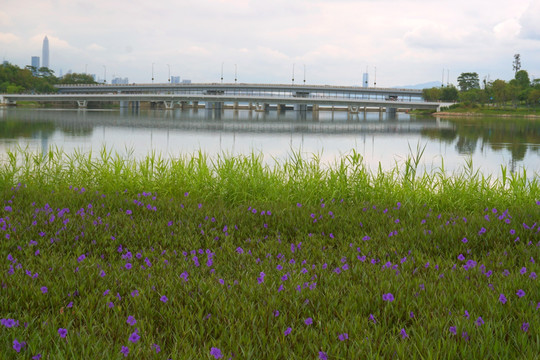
[{"left": 1, "top": 0, "right": 539, "bottom": 87}]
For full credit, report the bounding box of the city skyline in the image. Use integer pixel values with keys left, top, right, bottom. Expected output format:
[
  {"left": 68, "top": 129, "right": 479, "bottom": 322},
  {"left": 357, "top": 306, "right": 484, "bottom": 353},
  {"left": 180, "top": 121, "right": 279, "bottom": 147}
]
[{"left": 1, "top": 0, "right": 539, "bottom": 87}]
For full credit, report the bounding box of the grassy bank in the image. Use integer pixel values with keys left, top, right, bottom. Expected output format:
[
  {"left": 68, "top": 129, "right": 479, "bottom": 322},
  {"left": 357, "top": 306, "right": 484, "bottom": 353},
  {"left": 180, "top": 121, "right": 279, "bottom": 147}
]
[
  {"left": 1, "top": 149, "right": 539, "bottom": 359},
  {"left": 435, "top": 104, "right": 540, "bottom": 118}
]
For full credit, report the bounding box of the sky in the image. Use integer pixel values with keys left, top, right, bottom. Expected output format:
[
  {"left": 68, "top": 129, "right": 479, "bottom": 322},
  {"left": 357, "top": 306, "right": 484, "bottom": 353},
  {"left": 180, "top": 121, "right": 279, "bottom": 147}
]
[{"left": 1, "top": 0, "right": 539, "bottom": 87}]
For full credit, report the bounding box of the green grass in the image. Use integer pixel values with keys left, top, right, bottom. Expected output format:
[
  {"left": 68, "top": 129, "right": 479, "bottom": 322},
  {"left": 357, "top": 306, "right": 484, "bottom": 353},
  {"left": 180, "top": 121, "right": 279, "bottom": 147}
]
[{"left": 0, "top": 148, "right": 539, "bottom": 359}]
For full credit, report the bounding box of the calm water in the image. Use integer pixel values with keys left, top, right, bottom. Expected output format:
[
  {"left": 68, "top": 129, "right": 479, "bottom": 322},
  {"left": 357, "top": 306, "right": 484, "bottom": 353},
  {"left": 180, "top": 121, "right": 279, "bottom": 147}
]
[{"left": 1, "top": 107, "right": 539, "bottom": 177}]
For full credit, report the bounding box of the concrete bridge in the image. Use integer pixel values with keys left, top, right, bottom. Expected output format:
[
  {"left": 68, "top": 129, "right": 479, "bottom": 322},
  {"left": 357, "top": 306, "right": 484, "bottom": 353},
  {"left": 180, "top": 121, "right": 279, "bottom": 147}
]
[{"left": 1, "top": 83, "right": 443, "bottom": 113}]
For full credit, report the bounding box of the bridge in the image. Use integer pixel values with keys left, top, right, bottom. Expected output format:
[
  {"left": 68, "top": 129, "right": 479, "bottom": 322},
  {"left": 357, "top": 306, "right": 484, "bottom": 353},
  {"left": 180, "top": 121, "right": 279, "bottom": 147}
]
[{"left": 1, "top": 83, "right": 442, "bottom": 113}]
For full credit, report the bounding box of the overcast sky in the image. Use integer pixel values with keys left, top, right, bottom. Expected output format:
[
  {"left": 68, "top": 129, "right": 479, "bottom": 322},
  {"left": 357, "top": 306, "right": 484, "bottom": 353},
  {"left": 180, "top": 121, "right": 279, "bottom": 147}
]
[{"left": 1, "top": 0, "right": 539, "bottom": 87}]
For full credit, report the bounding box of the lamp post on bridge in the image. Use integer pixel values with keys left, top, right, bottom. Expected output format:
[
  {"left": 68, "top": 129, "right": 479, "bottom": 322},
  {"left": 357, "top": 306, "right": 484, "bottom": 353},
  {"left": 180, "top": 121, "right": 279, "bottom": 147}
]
[
  {"left": 167, "top": 64, "right": 171, "bottom": 84},
  {"left": 221, "top": 62, "right": 224, "bottom": 84},
  {"left": 235, "top": 64, "right": 237, "bottom": 84},
  {"left": 152, "top": 63, "right": 155, "bottom": 83},
  {"left": 292, "top": 63, "right": 295, "bottom": 85},
  {"left": 103, "top": 65, "right": 106, "bottom": 84},
  {"left": 303, "top": 64, "right": 306, "bottom": 85}
]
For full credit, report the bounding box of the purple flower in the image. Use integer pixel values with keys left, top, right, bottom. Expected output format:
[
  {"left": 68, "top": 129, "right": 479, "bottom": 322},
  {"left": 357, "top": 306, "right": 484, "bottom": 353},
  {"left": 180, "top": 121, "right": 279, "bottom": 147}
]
[
  {"left": 13, "top": 339, "right": 25, "bottom": 352},
  {"left": 516, "top": 289, "right": 525, "bottom": 298},
  {"left": 129, "top": 331, "right": 140, "bottom": 343},
  {"left": 32, "top": 354, "right": 42, "bottom": 359},
  {"left": 108, "top": 302, "right": 114, "bottom": 308},
  {"left": 120, "top": 346, "right": 129, "bottom": 357},
  {"left": 284, "top": 327, "right": 292, "bottom": 336},
  {"left": 449, "top": 326, "right": 457, "bottom": 335},
  {"left": 522, "top": 322, "right": 530, "bottom": 332},
  {"left": 210, "top": 347, "right": 223, "bottom": 359},
  {"left": 125, "top": 263, "right": 132, "bottom": 270},
  {"left": 58, "top": 328, "right": 67, "bottom": 338},
  {"left": 464, "top": 310, "right": 469, "bottom": 319},
  {"left": 41, "top": 286, "right": 48, "bottom": 294},
  {"left": 127, "top": 316, "right": 136, "bottom": 326},
  {"left": 152, "top": 343, "right": 161, "bottom": 353},
  {"left": 520, "top": 267, "right": 527, "bottom": 275},
  {"left": 400, "top": 328, "right": 409, "bottom": 338},
  {"left": 319, "top": 351, "right": 328, "bottom": 360},
  {"left": 131, "top": 290, "right": 139, "bottom": 297},
  {"left": 457, "top": 254, "right": 465, "bottom": 261},
  {"left": 530, "top": 272, "right": 537, "bottom": 279},
  {"left": 475, "top": 317, "right": 484, "bottom": 326},
  {"left": 338, "top": 333, "right": 348, "bottom": 341},
  {"left": 369, "top": 314, "right": 376, "bottom": 323},
  {"left": 382, "top": 293, "right": 394, "bottom": 302},
  {"left": 305, "top": 317, "right": 313, "bottom": 325},
  {"left": 160, "top": 295, "right": 168, "bottom": 303},
  {"left": 499, "top": 293, "right": 507, "bottom": 304}
]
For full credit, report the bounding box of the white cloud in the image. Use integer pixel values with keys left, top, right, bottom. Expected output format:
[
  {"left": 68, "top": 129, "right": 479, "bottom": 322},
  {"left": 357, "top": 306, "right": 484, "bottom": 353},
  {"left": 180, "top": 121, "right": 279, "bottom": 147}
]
[
  {"left": 493, "top": 19, "right": 522, "bottom": 40},
  {"left": 0, "top": 32, "right": 20, "bottom": 44},
  {"left": 519, "top": 1, "right": 540, "bottom": 41}
]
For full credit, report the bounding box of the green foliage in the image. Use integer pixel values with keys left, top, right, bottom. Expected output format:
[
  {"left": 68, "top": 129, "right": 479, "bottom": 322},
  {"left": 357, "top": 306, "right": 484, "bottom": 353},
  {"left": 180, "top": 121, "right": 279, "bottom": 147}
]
[
  {"left": 457, "top": 72, "right": 480, "bottom": 92},
  {"left": 514, "top": 70, "right": 530, "bottom": 89},
  {"left": 58, "top": 73, "right": 98, "bottom": 85},
  {"left": 422, "top": 87, "right": 442, "bottom": 101},
  {"left": 0, "top": 62, "right": 57, "bottom": 94},
  {"left": 441, "top": 85, "right": 459, "bottom": 101}
]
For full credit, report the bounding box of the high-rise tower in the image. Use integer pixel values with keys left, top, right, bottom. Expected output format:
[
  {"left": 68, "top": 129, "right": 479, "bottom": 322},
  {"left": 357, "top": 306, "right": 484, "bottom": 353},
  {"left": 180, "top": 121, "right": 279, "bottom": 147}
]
[{"left": 42, "top": 36, "right": 49, "bottom": 69}]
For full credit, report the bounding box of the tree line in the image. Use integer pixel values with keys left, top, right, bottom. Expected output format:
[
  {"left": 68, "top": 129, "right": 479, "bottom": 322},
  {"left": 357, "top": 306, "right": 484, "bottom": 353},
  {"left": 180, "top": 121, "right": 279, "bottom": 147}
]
[
  {"left": 423, "top": 69, "right": 540, "bottom": 108},
  {"left": 0, "top": 62, "right": 97, "bottom": 94}
]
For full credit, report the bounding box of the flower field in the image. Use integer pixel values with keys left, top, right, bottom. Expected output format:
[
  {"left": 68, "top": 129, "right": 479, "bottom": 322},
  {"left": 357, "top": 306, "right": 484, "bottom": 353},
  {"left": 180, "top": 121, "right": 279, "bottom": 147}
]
[{"left": 1, "top": 148, "right": 539, "bottom": 359}]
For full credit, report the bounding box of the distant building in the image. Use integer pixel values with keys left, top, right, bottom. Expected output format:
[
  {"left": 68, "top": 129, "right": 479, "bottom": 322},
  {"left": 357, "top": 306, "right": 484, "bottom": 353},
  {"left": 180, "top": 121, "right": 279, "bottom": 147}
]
[
  {"left": 362, "top": 73, "right": 369, "bottom": 88},
  {"left": 31, "top": 56, "right": 40, "bottom": 73},
  {"left": 182, "top": 79, "right": 192, "bottom": 84},
  {"left": 170, "top": 76, "right": 180, "bottom": 84},
  {"left": 112, "top": 77, "right": 129, "bottom": 84},
  {"left": 42, "top": 36, "right": 49, "bottom": 69}
]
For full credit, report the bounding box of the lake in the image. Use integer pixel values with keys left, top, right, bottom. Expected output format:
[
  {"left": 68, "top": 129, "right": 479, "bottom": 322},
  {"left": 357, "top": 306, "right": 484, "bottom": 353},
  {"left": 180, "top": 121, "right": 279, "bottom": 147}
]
[{"left": 0, "top": 107, "right": 539, "bottom": 177}]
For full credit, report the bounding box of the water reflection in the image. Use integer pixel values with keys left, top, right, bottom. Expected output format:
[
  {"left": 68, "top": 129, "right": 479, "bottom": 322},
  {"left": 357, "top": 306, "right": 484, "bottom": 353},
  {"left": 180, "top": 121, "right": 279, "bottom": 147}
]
[{"left": 0, "top": 108, "right": 538, "bottom": 176}]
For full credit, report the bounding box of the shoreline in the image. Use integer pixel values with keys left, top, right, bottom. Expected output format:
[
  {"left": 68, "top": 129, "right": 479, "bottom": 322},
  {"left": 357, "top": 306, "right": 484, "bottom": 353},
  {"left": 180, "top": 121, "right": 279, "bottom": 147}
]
[{"left": 434, "top": 111, "right": 540, "bottom": 118}]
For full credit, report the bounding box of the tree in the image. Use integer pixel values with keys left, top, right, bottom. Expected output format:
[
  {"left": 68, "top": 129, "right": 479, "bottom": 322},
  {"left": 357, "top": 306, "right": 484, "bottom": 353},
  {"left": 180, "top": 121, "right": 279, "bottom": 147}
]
[
  {"left": 491, "top": 79, "right": 507, "bottom": 107},
  {"left": 457, "top": 72, "right": 480, "bottom": 92},
  {"left": 422, "top": 87, "right": 441, "bottom": 101},
  {"left": 58, "top": 73, "right": 97, "bottom": 84},
  {"left": 514, "top": 70, "right": 530, "bottom": 89},
  {"left": 513, "top": 54, "right": 521, "bottom": 74},
  {"left": 441, "top": 85, "right": 459, "bottom": 101}
]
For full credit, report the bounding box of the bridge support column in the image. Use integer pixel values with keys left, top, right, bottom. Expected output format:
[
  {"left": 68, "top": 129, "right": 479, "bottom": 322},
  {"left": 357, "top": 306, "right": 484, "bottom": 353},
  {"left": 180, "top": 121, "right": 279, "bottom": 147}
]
[
  {"left": 192, "top": 101, "right": 199, "bottom": 109},
  {"left": 312, "top": 104, "right": 319, "bottom": 112},
  {"left": 233, "top": 102, "right": 239, "bottom": 109},
  {"left": 205, "top": 102, "right": 223, "bottom": 111},
  {"left": 130, "top": 101, "right": 140, "bottom": 111},
  {"left": 120, "top": 101, "right": 129, "bottom": 109},
  {"left": 76, "top": 100, "right": 88, "bottom": 108},
  {"left": 386, "top": 107, "right": 397, "bottom": 116},
  {"left": 164, "top": 100, "right": 175, "bottom": 109},
  {"left": 348, "top": 106, "right": 359, "bottom": 114},
  {"left": 294, "top": 104, "right": 307, "bottom": 111}
]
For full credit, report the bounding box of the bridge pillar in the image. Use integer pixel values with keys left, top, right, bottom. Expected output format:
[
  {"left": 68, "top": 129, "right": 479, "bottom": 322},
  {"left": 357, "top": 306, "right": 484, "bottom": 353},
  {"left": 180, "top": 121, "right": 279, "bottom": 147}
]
[
  {"left": 386, "top": 107, "right": 397, "bottom": 116},
  {"left": 294, "top": 104, "right": 307, "bottom": 111},
  {"left": 205, "top": 101, "right": 223, "bottom": 111},
  {"left": 164, "top": 100, "right": 175, "bottom": 109},
  {"left": 192, "top": 101, "right": 199, "bottom": 109},
  {"left": 233, "top": 102, "right": 239, "bottom": 109},
  {"left": 120, "top": 101, "right": 129, "bottom": 109},
  {"left": 312, "top": 104, "right": 319, "bottom": 112},
  {"left": 131, "top": 101, "right": 140, "bottom": 111},
  {"left": 76, "top": 100, "right": 88, "bottom": 108},
  {"left": 348, "top": 106, "right": 359, "bottom": 114}
]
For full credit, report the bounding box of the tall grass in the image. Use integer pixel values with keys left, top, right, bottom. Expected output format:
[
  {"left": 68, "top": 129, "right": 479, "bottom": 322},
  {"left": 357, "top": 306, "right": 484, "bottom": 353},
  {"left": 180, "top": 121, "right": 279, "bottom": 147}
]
[{"left": 1, "top": 146, "right": 537, "bottom": 210}]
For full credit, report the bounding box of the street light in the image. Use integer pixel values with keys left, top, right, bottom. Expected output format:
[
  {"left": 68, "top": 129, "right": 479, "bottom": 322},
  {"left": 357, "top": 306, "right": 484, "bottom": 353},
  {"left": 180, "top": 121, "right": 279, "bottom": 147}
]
[
  {"left": 303, "top": 64, "right": 306, "bottom": 85},
  {"left": 221, "top": 62, "right": 224, "bottom": 83},
  {"left": 235, "top": 64, "right": 237, "bottom": 84},
  {"left": 167, "top": 64, "right": 171, "bottom": 83},
  {"left": 103, "top": 65, "right": 106, "bottom": 84},
  {"left": 292, "top": 63, "right": 295, "bottom": 85},
  {"left": 152, "top": 63, "right": 155, "bottom": 83}
]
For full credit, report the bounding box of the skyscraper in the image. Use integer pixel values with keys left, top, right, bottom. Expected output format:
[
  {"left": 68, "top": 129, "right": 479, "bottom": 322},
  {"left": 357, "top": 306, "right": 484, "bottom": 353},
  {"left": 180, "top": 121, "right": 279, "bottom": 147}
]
[
  {"left": 31, "top": 56, "right": 40, "bottom": 69},
  {"left": 42, "top": 36, "right": 49, "bottom": 69}
]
